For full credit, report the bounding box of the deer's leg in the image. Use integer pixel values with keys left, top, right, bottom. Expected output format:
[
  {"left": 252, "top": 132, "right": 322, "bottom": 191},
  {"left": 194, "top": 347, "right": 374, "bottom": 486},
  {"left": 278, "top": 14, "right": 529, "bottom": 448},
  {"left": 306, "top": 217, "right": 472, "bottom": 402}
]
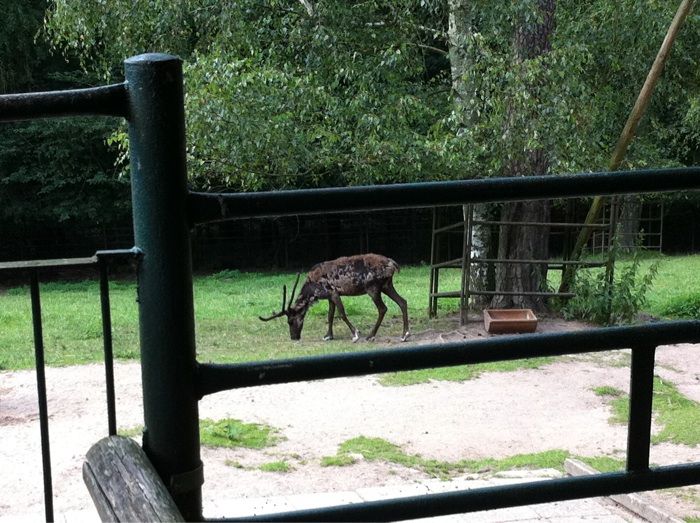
[
  {"left": 366, "top": 286, "right": 387, "bottom": 341},
  {"left": 382, "top": 279, "right": 410, "bottom": 341},
  {"left": 324, "top": 299, "right": 336, "bottom": 341},
  {"left": 330, "top": 293, "right": 359, "bottom": 342}
]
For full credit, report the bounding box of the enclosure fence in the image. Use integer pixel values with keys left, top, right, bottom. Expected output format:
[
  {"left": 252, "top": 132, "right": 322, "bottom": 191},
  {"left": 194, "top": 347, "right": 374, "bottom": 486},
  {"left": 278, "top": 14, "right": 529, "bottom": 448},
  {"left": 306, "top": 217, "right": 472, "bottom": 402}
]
[
  {"left": 2, "top": 53, "right": 700, "bottom": 522},
  {"left": 0, "top": 248, "right": 140, "bottom": 522}
]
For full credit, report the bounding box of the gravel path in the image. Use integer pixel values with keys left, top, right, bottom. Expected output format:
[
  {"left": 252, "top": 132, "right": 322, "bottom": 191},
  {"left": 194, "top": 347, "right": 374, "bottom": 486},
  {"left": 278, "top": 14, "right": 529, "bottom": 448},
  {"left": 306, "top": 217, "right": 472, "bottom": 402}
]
[{"left": 2, "top": 321, "right": 699, "bottom": 521}]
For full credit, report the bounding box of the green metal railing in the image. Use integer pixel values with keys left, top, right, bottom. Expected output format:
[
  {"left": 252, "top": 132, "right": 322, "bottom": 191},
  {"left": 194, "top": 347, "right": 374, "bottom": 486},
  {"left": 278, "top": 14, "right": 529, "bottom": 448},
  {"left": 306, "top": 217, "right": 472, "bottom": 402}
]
[
  {"left": 2, "top": 53, "right": 700, "bottom": 522},
  {"left": 0, "top": 248, "right": 140, "bottom": 522}
]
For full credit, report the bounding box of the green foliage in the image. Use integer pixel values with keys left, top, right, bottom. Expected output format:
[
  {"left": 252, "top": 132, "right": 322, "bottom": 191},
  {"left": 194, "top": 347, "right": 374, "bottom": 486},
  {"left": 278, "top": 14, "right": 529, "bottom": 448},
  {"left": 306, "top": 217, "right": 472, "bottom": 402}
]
[
  {"left": 0, "top": 0, "right": 45, "bottom": 92},
  {"left": 660, "top": 292, "right": 700, "bottom": 319},
  {"left": 0, "top": 1, "right": 126, "bottom": 234},
  {"left": 43, "top": 1, "right": 700, "bottom": 191},
  {"left": 46, "top": 1, "right": 459, "bottom": 190},
  {"left": 322, "top": 436, "right": 569, "bottom": 478},
  {"left": 0, "top": 117, "right": 128, "bottom": 225},
  {"left": 199, "top": 418, "right": 281, "bottom": 449},
  {"left": 563, "top": 246, "right": 658, "bottom": 325}
]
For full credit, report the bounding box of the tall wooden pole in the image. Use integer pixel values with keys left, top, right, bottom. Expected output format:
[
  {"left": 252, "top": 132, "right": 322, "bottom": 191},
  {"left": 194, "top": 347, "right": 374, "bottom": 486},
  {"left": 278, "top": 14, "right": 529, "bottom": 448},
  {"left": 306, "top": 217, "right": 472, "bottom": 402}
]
[{"left": 559, "top": 0, "right": 694, "bottom": 293}]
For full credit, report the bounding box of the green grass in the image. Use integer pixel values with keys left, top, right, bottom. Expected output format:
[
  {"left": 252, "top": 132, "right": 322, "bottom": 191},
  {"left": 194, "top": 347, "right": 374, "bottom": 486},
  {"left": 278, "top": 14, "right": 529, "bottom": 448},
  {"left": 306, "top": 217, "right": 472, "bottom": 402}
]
[
  {"left": 0, "top": 279, "right": 140, "bottom": 370},
  {"left": 320, "top": 454, "right": 357, "bottom": 467},
  {"left": 576, "top": 455, "right": 626, "bottom": 473},
  {"left": 199, "top": 418, "right": 281, "bottom": 449},
  {"left": 117, "top": 425, "right": 144, "bottom": 438},
  {"left": 259, "top": 461, "right": 292, "bottom": 473},
  {"left": 653, "top": 378, "right": 700, "bottom": 446},
  {"left": 321, "top": 436, "right": 569, "bottom": 479},
  {"left": 1, "top": 255, "right": 699, "bottom": 372},
  {"left": 117, "top": 418, "right": 282, "bottom": 449},
  {"left": 379, "top": 357, "right": 554, "bottom": 386},
  {"left": 595, "top": 377, "right": 700, "bottom": 446},
  {"left": 592, "top": 386, "right": 629, "bottom": 424},
  {"left": 0, "top": 266, "right": 458, "bottom": 370}
]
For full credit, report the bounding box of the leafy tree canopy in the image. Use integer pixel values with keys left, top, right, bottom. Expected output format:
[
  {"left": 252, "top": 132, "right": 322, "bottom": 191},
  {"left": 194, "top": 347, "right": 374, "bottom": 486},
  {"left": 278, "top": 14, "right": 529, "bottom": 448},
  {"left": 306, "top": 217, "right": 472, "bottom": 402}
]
[
  {"left": 44, "top": 1, "right": 700, "bottom": 191},
  {"left": 0, "top": 0, "right": 127, "bottom": 228}
]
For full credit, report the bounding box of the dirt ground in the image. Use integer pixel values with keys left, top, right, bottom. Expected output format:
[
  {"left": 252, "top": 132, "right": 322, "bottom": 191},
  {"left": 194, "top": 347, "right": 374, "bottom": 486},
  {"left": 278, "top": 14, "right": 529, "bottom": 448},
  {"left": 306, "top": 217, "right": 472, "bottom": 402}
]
[{"left": 1, "top": 317, "right": 700, "bottom": 521}]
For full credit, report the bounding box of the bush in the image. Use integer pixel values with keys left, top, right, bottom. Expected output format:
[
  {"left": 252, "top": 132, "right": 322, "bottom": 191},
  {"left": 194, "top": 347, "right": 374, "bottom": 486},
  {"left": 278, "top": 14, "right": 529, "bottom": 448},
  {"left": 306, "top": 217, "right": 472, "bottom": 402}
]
[{"left": 562, "top": 246, "right": 658, "bottom": 325}]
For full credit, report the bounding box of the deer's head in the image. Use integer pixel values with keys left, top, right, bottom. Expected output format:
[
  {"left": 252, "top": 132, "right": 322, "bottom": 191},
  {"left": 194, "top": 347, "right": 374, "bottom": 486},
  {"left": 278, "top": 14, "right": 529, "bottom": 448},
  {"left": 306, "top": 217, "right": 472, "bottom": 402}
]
[{"left": 258, "top": 274, "right": 308, "bottom": 340}]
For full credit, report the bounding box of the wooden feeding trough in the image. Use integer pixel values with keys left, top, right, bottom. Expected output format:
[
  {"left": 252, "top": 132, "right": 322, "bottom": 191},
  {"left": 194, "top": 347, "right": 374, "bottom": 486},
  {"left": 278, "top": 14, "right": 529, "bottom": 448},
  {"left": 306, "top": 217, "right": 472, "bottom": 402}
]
[{"left": 483, "top": 309, "right": 538, "bottom": 334}]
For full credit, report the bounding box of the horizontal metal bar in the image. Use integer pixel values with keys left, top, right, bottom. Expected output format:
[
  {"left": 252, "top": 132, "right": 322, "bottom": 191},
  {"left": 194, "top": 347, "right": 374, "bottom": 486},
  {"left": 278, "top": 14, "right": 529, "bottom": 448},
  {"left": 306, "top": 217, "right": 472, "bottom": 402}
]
[
  {"left": 433, "top": 222, "right": 465, "bottom": 234},
  {"left": 471, "top": 258, "right": 606, "bottom": 266},
  {"left": 430, "top": 291, "right": 463, "bottom": 298},
  {"left": 0, "top": 248, "right": 141, "bottom": 272},
  {"left": 473, "top": 220, "right": 608, "bottom": 228},
  {"left": 95, "top": 247, "right": 143, "bottom": 260},
  {"left": 466, "top": 290, "right": 576, "bottom": 297},
  {"left": 188, "top": 167, "right": 700, "bottom": 223},
  {"left": 214, "top": 462, "right": 700, "bottom": 522},
  {"left": 0, "top": 83, "right": 128, "bottom": 122},
  {"left": 430, "top": 290, "right": 575, "bottom": 298},
  {"left": 0, "top": 256, "right": 97, "bottom": 271},
  {"left": 430, "top": 258, "right": 463, "bottom": 269},
  {"left": 196, "top": 321, "right": 700, "bottom": 397}
]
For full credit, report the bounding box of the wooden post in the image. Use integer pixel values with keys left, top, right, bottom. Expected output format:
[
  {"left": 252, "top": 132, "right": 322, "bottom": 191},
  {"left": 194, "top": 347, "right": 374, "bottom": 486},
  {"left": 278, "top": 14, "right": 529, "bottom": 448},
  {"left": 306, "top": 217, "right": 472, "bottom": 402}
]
[
  {"left": 84, "top": 436, "right": 184, "bottom": 522},
  {"left": 560, "top": 0, "right": 694, "bottom": 293}
]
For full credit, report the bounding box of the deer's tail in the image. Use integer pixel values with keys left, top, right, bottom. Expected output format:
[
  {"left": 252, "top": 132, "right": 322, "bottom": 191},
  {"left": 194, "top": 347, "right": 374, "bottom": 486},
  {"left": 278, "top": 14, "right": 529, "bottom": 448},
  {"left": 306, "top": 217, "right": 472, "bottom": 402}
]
[{"left": 388, "top": 257, "right": 400, "bottom": 274}]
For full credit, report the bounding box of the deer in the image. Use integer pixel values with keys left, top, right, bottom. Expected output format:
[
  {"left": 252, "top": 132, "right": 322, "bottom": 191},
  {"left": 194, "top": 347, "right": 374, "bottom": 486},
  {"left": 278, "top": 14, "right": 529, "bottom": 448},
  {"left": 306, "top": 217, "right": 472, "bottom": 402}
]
[{"left": 259, "top": 254, "right": 410, "bottom": 342}]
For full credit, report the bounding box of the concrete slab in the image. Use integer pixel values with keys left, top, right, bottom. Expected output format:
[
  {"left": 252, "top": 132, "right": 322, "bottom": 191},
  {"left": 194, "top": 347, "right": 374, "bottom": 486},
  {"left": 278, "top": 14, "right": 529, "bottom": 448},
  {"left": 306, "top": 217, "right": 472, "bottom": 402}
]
[{"left": 208, "top": 470, "right": 642, "bottom": 522}]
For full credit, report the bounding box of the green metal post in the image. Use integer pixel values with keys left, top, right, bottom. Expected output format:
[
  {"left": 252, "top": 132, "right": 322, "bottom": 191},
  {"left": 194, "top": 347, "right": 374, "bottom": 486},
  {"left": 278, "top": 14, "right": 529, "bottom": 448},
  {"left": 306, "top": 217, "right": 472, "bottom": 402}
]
[{"left": 124, "top": 53, "right": 203, "bottom": 521}]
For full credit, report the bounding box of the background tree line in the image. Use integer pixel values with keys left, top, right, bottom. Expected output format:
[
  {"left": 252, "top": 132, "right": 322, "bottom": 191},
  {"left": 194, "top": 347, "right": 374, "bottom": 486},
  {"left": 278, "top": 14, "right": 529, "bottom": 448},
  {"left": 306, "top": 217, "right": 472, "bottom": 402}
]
[{"left": 2, "top": 1, "right": 700, "bottom": 295}]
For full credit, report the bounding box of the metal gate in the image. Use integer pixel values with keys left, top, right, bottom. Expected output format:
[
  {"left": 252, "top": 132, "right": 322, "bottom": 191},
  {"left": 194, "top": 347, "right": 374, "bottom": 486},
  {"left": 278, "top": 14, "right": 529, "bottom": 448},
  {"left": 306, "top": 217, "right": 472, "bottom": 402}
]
[{"left": 2, "top": 53, "right": 700, "bottom": 522}]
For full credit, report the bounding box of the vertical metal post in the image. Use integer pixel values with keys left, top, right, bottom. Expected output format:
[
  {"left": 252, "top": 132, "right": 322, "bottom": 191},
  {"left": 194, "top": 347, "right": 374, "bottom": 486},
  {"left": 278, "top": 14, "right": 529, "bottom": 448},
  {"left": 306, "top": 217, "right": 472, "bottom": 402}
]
[
  {"left": 626, "top": 345, "right": 656, "bottom": 472},
  {"left": 460, "top": 204, "right": 472, "bottom": 325},
  {"left": 30, "top": 270, "right": 54, "bottom": 522},
  {"left": 429, "top": 208, "right": 438, "bottom": 317},
  {"left": 604, "top": 198, "right": 619, "bottom": 323},
  {"left": 98, "top": 259, "right": 117, "bottom": 436},
  {"left": 124, "top": 53, "right": 203, "bottom": 521}
]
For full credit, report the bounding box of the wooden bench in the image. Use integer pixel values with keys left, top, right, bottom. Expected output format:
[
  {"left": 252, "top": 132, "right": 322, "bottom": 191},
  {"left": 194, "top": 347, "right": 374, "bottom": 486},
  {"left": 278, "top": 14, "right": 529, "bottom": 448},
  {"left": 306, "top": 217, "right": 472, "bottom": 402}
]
[{"left": 84, "top": 436, "right": 184, "bottom": 522}]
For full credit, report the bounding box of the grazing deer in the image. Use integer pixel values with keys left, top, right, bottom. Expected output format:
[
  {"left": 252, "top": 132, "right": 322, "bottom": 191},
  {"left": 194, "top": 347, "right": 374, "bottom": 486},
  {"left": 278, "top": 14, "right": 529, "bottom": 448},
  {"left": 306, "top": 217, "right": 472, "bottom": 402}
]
[{"left": 259, "top": 254, "right": 410, "bottom": 342}]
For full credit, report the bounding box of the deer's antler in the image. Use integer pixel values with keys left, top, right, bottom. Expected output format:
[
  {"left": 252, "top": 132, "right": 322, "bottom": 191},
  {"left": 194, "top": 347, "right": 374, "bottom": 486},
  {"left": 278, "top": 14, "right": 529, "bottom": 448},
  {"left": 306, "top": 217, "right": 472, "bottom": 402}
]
[
  {"left": 258, "top": 284, "right": 289, "bottom": 321},
  {"left": 288, "top": 273, "right": 301, "bottom": 308}
]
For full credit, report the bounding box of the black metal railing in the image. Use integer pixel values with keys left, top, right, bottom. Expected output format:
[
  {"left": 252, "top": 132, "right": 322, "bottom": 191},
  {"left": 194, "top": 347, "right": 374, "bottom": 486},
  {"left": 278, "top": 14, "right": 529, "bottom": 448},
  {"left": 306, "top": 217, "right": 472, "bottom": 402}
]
[
  {"left": 2, "top": 53, "right": 700, "bottom": 522},
  {"left": 0, "top": 248, "right": 140, "bottom": 522},
  {"left": 198, "top": 324, "right": 700, "bottom": 521}
]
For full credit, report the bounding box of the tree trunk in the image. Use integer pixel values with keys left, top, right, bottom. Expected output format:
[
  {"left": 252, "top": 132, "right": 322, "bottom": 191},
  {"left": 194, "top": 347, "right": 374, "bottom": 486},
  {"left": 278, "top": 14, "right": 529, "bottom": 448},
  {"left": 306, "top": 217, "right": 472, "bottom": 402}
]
[
  {"left": 447, "top": 0, "right": 492, "bottom": 308},
  {"left": 491, "top": 0, "right": 555, "bottom": 312},
  {"left": 492, "top": 163, "right": 551, "bottom": 311},
  {"left": 618, "top": 195, "right": 643, "bottom": 251}
]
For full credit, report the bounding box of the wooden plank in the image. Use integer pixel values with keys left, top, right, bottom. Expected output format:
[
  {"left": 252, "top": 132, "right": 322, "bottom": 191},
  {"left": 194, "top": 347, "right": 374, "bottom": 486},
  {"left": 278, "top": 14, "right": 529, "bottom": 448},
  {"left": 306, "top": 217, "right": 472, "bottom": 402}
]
[{"left": 83, "top": 436, "right": 184, "bottom": 522}]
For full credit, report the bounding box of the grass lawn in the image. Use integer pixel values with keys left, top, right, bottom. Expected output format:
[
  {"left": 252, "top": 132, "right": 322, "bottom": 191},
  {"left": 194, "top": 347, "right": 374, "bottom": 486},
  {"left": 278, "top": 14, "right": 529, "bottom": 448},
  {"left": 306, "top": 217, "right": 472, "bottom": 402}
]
[
  {"left": 0, "top": 254, "right": 697, "bottom": 371},
  {"left": 0, "top": 265, "right": 460, "bottom": 370}
]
